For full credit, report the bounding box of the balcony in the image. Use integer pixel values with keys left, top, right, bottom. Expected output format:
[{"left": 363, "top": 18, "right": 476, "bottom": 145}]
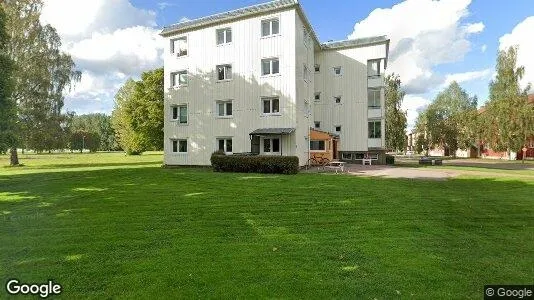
[{"left": 367, "top": 75, "right": 384, "bottom": 88}]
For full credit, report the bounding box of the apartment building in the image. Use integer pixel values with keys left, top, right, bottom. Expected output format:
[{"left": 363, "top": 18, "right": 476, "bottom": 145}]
[{"left": 160, "top": 0, "right": 389, "bottom": 166}]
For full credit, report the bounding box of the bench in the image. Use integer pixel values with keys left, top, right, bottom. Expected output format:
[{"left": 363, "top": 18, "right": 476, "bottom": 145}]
[
  {"left": 324, "top": 161, "right": 346, "bottom": 173},
  {"left": 362, "top": 158, "right": 372, "bottom": 165},
  {"left": 419, "top": 157, "right": 443, "bottom": 166}
]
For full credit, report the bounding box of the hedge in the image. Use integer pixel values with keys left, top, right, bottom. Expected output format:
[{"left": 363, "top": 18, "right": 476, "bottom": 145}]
[
  {"left": 210, "top": 153, "right": 299, "bottom": 174},
  {"left": 386, "top": 154, "right": 395, "bottom": 165}
]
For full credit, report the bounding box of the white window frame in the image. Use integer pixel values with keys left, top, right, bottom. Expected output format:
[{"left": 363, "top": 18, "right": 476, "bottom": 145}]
[
  {"left": 216, "top": 27, "right": 232, "bottom": 45},
  {"left": 334, "top": 96, "right": 342, "bottom": 104},
  {"left": 261, "top": 18, "right": 280, "bottom": 37},
  {"left": 368, "top": 59, "right": 381, "bottom": 77},
  {"left": 314, "top": 121, "right": 320, "bottom": 128},
  {"left": 310, "top": 140, "right": 326, "bottom": 152},
  {"left": 335, "top": 125, "right": 341, "bottom": 132},
  {"left": 262, "top": 138, "right": 280, "bottom": 154},
  {"left": 333, "top": 66, "right": 342, "bottom": 76},
  {"left": 368, "top": 120, "right": 382, "bottom": 138},
  {"left": 261, "top": 97, "right": 280, "bottom": 115},
  {"left": 314, "top": 64, "right": 320, "bottom": 73},
  {"left": 216, "top": 100, "right": 233, "bottom": 118},
  {"left": 368, "top": 88, "right": 381, "bottom": 109},
  {"left": 216, "top": 138, "right": 233, "bottom": 154},
  {"left": 171, "top": 36, "right": 188, "bottom": 57},
  {"left": 314, "top": 92, "right": 321, "bottom": 101},
  {"left": 261, "top": 58, "right": 280, "bottom": 76},
  {"left": 171, "top": 70, "right": 188, "bottom": 87},
  {"left": 216, "top": 64, "right": 232, "bottom": 81},
  {"left": 171, "top": 139, "right": 188, "bottom": 153},
  {"left": 171, "top": 105, "right": 188, "bottom": 124},
  {"left": 341, "top": 152, "right": 352, "bottom": 160}
]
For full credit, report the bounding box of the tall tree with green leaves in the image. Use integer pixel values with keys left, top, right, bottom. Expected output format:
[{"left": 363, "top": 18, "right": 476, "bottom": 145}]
[
  {"left": 425, "top": 81, "right": 477, "bottom": 156},
  {"left": 112, "top": 79, "right": 146, "bottom": 155},
  {"left": 384, "top": 74, "right": 408, "bottom": 152},
  {"left": 0, "top": 5, "right": 17, "bottom": 158},
  {"left": 1, "top": 0, "right": 80, "bottom": 163},
  {"left": 71, "top": 113, "right": 118, "bottom": 151},
  {"left": 482, "top": 46, "right": 532, "bottom": 157},
  {"left": 111, "top": 69, "right": 164, "bottom": 155}
]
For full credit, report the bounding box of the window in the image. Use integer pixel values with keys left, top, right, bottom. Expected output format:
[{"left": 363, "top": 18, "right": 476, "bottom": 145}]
[
  {"left": 310, "top": 140, "right": 326, "bottom": 151},
  {"left": 171, "top": 105, "right": 187, "bottom": 124},
  {"left": 216, "top": 100, "right": 232, "bottom": 117},
  {"left": 314, "top": 92, "right": 321, "bottom": 101},
  {"left": 172, "top": 139, "right": 187, "bottom": 153},
  {"left": 368, "top": 59, "right": 381, "bottom": 77},
  {"left": 314, "top": 64, "right": 320, "bottom": 72},
  {"left": 217, "top": 138, "right": 233, "bottom": 153},
  {"left": 262, "top": 97, "right": 280, "bottom": 114},
  {"left": 217, "top": 64, "right": 232, "bottom": 81},
  {"left": 333, "top": 66, "right": 342, "bottom": 75},
  {"left": 341, "top": 153, "right": 352, "bottom": 160},
  {"left": 314, "top": 121, "right": 320, "bottom": 128},
  {"left": 368, "top": 120, "right": 382, "bottom": 138},
  {"left": 261, "top": 18, "right": 279, "bottom": 37},
  {"left": 303, "top": 64, "right": 310, "bottom": 82},
  {"left": 368, "top": 89, "right": 381, "bottom": 108},
  {"left": 334, "top": 96, "right": 341, "bottom": 104},
  {"left": 261, "top": 58, "right": 279, "bottom": 75},
  {"left": 335, "top": 126, "right": 341, "bottom": 132},
  {"left": 171, "top": 37, "right": 187, "bottom": 57},
  {"left": 216, "top": 28, "right": 232, "bottom": 44},
  {"left": 171, "top": 71, "right": 188, "bottom": 87},
  {"left": 263, "top": 138, "right": 280, "bottom": 153}
]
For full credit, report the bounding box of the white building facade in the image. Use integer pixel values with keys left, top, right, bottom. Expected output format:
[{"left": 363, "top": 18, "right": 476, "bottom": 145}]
[{"left": 160, "top": 0, "right": 389, "bottom": 166}]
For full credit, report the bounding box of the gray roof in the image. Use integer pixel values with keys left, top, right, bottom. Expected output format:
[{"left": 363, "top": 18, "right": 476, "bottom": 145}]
[
  {"left": 250, "top": 128, "right": 296, "bottom": 135},
  {"left": 321, "top": 35, "right": 389, "bottom": 50},
  {"left": 161, "top": 0, "right": 298, "bottom": 36}
]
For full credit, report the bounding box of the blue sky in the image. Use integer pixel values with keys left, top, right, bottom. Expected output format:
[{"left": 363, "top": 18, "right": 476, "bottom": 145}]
[{"left": 41, "top": 0, "right": 534, "bottom": 129}]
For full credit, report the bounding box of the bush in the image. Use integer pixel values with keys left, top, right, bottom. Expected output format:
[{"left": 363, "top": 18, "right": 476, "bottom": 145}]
[
  {"left": 211, "top": 153, "right": 299, "bottom": 174},
  {"left": 386, "top": 154, "right": 395, "bottom": 165}
]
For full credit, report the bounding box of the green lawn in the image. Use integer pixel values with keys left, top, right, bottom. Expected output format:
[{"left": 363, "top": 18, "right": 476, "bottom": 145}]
[{"left": 1, "top": 153, "right": 533, "bottom": 299}]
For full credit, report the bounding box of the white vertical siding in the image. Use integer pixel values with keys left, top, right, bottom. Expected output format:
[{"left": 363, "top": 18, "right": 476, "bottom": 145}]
[{"left": 163, "top": 9, "right": 298, "bottom": 165}]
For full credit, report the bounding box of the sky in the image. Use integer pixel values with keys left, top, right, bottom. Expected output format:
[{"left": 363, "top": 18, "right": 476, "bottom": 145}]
[{"left": 40, "top": 0, "right": 534, "bottom": 130}]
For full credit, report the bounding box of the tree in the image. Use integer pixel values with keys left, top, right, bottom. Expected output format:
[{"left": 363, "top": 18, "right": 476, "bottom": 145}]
[
  {"left": 482, "top": 46, "right": 532, "bottom": 157},
  {"left": 69, "top": 130, "right": 100, "bottom": 153},
  {"left": 0, "top": 5, "right": 17, "bottom": 158},
  {"left": 424, "top": 82, "right": 477, "bottom": 156},
  {"left": 1, "top": 0, "right": 80, "bottom": 164},
  {"left": 111, "top": 69, "right": 164, "bottom": 155},
  {"left": 71, "top": 113, "right": 118, "bottom": 151},
  {"left": 414, "top": 111, "right": 430, "bottom": 155},
  {"left": 384, "top": 74, "right": 408, "bottom": 152},
  {"left": 112, "top": 80, "right": 146, "bottom": 155}
]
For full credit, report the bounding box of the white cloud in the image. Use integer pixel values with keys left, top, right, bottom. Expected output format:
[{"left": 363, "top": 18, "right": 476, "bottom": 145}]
[
  {"left": 499, "top": 16, "right": 534, "bottom": 92},
  {"left": 481, "top": 44, "right": 487, "bottom": 53},
  {"left": 442, "top": 68, "right": 492, "bottom": 87},
  {"left": 40, "top": 0, "right": 163, "bottom": 115},
  {"left": 348, "top": 0, "right": 484, "bottom": 94},
  {"left": 402, "top": 95, "right": 431, "bottom": 131}
]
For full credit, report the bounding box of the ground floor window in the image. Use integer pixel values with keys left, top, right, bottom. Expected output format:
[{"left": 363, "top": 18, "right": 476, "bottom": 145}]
[
  {"left": 368, "top": 120, "right": 381, "bottom": 138},
  {"left": 341, "top": 152, "right": 352, "bottom": 160},
  {"left": 263, "top": 138, "right": 280, "bottom": 153},
  {"left": 172, "top": 139, "right": 187, "bottom": 153},
  {"left": 310, "top": 140, "right": 326, "bottom": 151},
  {"left": 217, "top": 138, "right": 232, "bottom": 154}
]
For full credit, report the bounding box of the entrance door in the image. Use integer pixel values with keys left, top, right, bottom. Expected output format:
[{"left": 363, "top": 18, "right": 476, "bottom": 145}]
[{"left": 251, "top": 136, "right": 260, "bottom": 154}]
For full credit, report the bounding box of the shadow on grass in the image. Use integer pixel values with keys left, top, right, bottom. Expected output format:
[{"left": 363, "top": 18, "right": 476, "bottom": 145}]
[{"left": 1, "top": 165, "right": 533, "bottom": 298}]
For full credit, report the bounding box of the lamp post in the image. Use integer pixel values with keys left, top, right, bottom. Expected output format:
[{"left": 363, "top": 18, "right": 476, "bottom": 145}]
[{"left": 82, "top": 135, "right": 86, "bottom": 153}]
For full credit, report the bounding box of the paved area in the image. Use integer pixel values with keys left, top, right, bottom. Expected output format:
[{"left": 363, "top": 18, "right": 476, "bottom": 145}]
[{"left": 304, "top": 164, "right": 458, "bottom": 180}]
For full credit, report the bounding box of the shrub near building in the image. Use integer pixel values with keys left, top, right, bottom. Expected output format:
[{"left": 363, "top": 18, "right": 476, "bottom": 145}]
[{"left": 211, "top": 152, "right": 299, "bottom": 174}]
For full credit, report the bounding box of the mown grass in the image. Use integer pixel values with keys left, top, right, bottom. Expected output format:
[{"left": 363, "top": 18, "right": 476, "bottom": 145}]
[{"left": 1, "top": 153, "right": 533, "bottom": 299}]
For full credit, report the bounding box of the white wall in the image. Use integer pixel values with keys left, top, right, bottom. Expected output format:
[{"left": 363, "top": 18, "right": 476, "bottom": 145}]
[
  {"left": 163, "top": 9, "right": 298, "bottom": 165},
  {"left": 313, "top": 43, "right": 387, "bottom": 152}
]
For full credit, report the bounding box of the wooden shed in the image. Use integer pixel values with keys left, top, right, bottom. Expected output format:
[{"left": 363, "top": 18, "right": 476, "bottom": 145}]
[{"left": 309, "top": 128, "right": 339, "bottom": 162}]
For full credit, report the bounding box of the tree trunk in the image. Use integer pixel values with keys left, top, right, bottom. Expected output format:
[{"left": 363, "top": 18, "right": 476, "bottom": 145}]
[{"left": 10, "top": 148, "right": 19, "bottom": 166}]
